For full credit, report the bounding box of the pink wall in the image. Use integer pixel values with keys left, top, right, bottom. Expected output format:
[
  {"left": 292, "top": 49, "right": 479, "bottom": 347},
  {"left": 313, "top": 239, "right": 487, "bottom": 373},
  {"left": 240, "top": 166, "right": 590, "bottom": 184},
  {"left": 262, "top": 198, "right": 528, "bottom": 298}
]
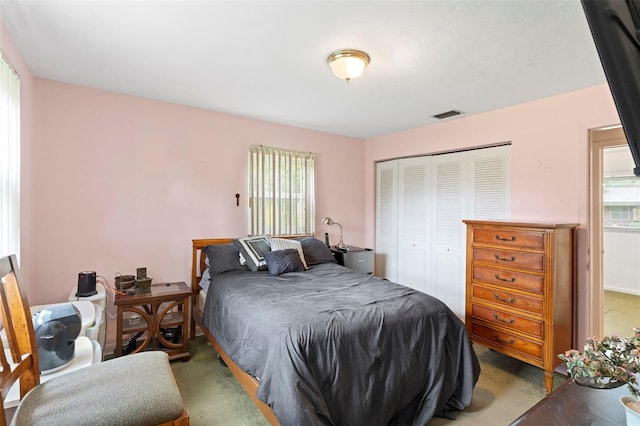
[
  {"left": 364, "top": 84, "right": 621, "bottom": 343},
  {"left": 31, "top": 80, "right": 365, "bottom": 307},
  {"left": 1, "top": 22, "right": 36, "bottom": 295},
  {"left": 29, "top": 80, "right": 365, "bottom": 351}
]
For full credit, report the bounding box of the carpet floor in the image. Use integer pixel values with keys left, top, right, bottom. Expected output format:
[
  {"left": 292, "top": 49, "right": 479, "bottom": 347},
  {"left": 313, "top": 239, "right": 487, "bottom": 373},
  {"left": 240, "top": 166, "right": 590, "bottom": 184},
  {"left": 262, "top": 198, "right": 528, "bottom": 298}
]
[
  {"left": 2, "top": 289, "right": 629, "bottom": 425},
  {"left": 170, "top": 292, "right": 638, "bottom": 425},
  {"left": 171, "top": 336, "right": 567, "bottom": 426}
]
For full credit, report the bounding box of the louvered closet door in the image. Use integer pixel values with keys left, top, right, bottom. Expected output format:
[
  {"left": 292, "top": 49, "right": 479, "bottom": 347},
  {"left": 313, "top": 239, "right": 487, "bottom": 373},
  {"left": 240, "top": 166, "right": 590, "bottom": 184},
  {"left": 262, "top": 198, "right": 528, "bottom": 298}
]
[
  {"left": 397, "top": 157, "right": 431, "bottom": 292},
  {"left": 375, "top": 160, "right": 398, "bottom": 281},
  {"left": 455, "top": 146, "right": 511, "bottom": 317},
  {"left": 374, "top": 145, "right": 511, "bottom": 318},
  {"left": 429, "top": 152, "right": 466, "bottom": 316},
  {"left": 467, "top": 145, "right": 511, "bottom": 220}
]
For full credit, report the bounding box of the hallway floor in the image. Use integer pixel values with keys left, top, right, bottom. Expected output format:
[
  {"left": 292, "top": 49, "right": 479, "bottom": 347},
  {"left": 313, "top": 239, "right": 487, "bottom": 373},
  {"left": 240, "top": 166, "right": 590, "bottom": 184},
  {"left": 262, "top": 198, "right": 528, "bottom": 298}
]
[{"left": 603, "top": 290, "right": 640, "bottom": 336}]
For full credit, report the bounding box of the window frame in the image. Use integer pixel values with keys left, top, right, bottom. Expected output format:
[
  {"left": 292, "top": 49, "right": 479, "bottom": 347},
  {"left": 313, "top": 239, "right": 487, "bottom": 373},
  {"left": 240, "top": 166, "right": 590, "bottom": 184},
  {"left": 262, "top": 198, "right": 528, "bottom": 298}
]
[
  {"left": 0, "top": 53, "right": 21, "bottom": 258},
  {"left": 248, "top": 145, "right": 315, "bottom": 237}
]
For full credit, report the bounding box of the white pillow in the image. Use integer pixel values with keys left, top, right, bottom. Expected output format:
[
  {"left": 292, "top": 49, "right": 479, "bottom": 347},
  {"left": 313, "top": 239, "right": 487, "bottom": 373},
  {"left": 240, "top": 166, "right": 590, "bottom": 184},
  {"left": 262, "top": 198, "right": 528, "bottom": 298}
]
[
  {"left": 199, "top": 268, "right": 211, "bottom": 292},
  {"left": 268, "top": 237, "right": 308, "bottom": 269}
]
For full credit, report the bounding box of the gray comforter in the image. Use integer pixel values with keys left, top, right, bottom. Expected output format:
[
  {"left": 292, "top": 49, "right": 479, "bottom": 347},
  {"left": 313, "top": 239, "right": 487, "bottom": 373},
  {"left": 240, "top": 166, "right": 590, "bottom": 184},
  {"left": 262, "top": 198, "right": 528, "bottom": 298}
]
[{"left": 202, "top": 263, "right": 480, "bottom": 425}]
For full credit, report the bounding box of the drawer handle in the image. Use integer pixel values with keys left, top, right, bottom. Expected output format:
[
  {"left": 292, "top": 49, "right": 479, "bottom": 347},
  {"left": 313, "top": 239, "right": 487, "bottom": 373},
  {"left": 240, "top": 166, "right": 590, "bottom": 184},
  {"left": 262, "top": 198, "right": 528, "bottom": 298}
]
[
  {"left": 493, "top": 313, "right": 515, "bottom": 324},
  {"left": 494, "top": 293, "right": 516, "bottom": 303},
  {"left": 495, "top": 254, "right": 516, "bottom": 262},
  {"left": 494, "top": 274, "right": 516, "bottom": 283},
  {"left": 495, "top": 234, "right": 516, "bottom": 242},
  {"left": 493, "top": 334, "right": 515, "bottom": 345}
]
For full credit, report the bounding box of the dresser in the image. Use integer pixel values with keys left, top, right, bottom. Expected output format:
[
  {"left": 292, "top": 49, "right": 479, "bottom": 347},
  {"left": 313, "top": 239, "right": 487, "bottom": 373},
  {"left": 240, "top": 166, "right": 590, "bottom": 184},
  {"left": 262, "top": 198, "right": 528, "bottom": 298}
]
[{"left": 463, "top": 220, "right": 578, "bottom": 394}]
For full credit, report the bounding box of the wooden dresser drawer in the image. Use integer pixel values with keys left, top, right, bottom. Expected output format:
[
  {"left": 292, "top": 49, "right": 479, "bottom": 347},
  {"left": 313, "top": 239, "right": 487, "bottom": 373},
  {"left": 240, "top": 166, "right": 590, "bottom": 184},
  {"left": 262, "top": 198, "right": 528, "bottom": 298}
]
[
  {"left": 471, "top": 322, "right": 543, "bottom": 360},
  {"left": 472, "top": 266, "right": 544, "bottom": 294},
  {"left": 473, "top": 228, "right": 545, "bottom": 251},
  {"left": 472, "top": 284, "right": 544, "bottom": 314},
  {"left": 472, "top": 247, "right": 544, "bottom": 272},
  {"left": 464, "top": 220, "right": 578, "bottom": 395},
  {"left": 471, "top": 304, "right": 543, "bottom": 337}
]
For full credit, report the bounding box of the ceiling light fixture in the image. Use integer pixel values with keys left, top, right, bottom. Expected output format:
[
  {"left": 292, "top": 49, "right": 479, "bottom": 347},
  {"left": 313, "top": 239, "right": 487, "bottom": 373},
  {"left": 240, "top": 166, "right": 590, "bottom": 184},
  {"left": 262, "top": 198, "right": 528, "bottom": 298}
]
[{"left": 327, "top": 49, "right": 370, "bottom": 83}]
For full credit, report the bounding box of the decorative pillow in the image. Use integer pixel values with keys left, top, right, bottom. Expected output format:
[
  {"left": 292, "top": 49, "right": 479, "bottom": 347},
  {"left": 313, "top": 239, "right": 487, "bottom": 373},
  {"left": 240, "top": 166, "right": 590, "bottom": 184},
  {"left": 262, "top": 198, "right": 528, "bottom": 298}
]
[
  {"left": 233, "top": 236, "right": 272, "bottom": 271},
  {"left": 264, "top": 249, "right": 305, "bottom": 276},
  {"left": 268, "top": 237, "right": 308, "bottom": 269},
  {"left": 204, "top": 244, "right": 248, "bottom": 275},
  {"left": 297, "top": 237, "right": 337, "bottom": 265}
]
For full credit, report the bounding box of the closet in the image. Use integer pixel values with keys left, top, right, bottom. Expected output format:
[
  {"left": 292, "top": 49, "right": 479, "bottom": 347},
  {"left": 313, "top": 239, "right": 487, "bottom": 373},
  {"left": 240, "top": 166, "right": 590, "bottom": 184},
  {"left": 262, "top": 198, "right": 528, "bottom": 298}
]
[{"left": 375, "top": 145, "right": 511, "bottom": 318}]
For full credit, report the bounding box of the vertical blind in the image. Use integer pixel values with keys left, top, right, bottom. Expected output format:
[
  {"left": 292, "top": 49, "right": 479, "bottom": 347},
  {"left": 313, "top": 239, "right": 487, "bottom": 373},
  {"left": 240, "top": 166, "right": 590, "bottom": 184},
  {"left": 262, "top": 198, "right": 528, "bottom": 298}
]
[
  {"left": 0, "top": 54, "right": 20, "bottom": 258},
  {"left": 248, "top": 145, "right": 315, "bottom": 236}
]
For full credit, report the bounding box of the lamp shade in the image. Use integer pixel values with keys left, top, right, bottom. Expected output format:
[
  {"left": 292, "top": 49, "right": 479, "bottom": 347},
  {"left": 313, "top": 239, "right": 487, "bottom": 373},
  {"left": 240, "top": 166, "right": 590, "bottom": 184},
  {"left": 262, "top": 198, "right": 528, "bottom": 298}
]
[{"left": 327, "top": 50, "right": 370, "bottom": 83}]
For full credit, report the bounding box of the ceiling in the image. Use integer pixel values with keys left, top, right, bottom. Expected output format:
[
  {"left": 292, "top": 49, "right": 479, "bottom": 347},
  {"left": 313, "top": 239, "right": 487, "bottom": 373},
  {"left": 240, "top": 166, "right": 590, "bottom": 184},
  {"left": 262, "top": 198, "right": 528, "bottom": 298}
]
[{"left": 0, "top": 0, "right": 607, "bottom": 139}]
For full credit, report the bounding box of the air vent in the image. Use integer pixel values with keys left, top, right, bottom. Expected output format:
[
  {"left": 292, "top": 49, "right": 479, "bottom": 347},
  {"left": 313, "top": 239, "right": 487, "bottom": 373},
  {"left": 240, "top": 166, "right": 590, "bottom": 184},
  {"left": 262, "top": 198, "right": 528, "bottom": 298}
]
[{"left": 432, "top": 110, "right": 463, "bottom": 120}]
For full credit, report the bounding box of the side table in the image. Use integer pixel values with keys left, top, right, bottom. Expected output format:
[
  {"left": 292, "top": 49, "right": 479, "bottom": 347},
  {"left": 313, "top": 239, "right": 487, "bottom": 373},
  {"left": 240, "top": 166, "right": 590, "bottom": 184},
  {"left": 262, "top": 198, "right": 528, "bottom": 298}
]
[
  {"left": 510, "top": 380, "right": 628, "bottom": 425},
  {"left": 331, "top": 246, "right": 374, "bottom": 274},
  {"left": 114, "top": 281, "right": 191, "bottom": 361}
]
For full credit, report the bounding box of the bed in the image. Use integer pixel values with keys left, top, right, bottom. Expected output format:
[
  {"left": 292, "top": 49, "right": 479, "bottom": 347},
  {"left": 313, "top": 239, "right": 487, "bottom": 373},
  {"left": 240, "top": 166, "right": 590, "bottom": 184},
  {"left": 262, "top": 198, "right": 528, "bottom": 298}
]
[{"left": 190, "top": 236, "right": 480, "bottom": 426}]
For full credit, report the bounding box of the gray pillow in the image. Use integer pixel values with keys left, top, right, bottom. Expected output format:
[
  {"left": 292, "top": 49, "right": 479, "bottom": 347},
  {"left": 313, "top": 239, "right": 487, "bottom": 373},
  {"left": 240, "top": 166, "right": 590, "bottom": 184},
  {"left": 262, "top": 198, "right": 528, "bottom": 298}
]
[
  {"left": 233, "top": 236, "right": 271, "bottom": 271},
  {"left": 268, "top": 237, "right": 308, "bottom": 269},
  {"left": 204, "top": 244, "right": 248, "bottom": 275},
  {"left": 264, "top": 249, "right": 305, "bottom": 276},
  {"left": 297, "top": 237, "right": 337, "bottom": 265}
]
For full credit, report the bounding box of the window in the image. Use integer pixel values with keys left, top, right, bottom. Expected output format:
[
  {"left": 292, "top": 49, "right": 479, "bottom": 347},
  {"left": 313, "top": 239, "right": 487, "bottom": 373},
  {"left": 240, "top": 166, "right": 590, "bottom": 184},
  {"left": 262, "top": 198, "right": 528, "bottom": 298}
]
[
  {"left": 0, "top": 54, "right": 20, "bottom": 258},
  {"left": 609, "top": 206, "right": 630, "bottom": 221},
  {"left": 603, "top": 175, "right": 640, "bottom": 227},
  {"left": 248, "top": 145, "right": 315, "bottom": 236}
]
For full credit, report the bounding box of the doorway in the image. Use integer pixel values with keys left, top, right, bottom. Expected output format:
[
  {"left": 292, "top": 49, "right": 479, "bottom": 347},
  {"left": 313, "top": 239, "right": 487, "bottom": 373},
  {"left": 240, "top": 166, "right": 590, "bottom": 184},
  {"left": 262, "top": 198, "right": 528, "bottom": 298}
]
[{"left": 590, "top": 127, "right": 640, "bottom": 338}]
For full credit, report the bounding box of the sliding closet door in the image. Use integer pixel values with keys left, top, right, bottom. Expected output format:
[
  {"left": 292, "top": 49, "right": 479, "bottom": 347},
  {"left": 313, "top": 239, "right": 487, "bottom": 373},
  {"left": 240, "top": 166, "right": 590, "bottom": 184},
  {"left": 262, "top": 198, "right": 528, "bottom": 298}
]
[
  {"left": 374, "top": 145, "right": 511, "bottom": 318},
  {"left": 429, "top": 151, "right": 466, "bottom": 315},
  {"left": 466, "top": 145, "right": 511, "bottom": 220},
  {"left": 427, "top": 146, "right": 511, "bottom": 317},
  {"left": 375, "top": 160, "right": 398, "bottom": 281},
  {"left": 397, "top": 157, "right": 431, "bottom": 292}
]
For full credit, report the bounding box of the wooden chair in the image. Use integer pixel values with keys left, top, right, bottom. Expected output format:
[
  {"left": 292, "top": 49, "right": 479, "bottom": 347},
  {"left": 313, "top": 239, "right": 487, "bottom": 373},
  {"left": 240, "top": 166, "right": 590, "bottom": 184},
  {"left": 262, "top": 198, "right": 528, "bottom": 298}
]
[{"left": 0, "top": 255, "right": 189, "bottom": 425}]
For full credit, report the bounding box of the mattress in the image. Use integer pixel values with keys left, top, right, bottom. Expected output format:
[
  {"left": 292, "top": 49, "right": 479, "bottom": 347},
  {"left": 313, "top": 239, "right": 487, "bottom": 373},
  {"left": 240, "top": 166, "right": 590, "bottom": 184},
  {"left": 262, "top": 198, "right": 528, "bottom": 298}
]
[{"left": 202, "top": 262, "right": 480, "bottom": 425}]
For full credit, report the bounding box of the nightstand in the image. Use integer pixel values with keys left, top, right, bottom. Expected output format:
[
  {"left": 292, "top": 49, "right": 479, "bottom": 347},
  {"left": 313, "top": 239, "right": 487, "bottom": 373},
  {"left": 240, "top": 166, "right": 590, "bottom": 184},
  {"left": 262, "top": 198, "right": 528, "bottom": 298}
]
[
  {"left": 331, "top": 246, "right": 374, "bottom": 274},
  {"left": 114, "top": 281, "right": 190, "bottom": 361}
]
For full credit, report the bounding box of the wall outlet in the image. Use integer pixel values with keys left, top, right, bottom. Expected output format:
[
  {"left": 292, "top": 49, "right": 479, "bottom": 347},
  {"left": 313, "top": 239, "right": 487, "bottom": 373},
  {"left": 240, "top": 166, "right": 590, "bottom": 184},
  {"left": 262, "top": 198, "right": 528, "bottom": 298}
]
[{"left": 136, "top": 267, "right": 147, "bottom": 279}]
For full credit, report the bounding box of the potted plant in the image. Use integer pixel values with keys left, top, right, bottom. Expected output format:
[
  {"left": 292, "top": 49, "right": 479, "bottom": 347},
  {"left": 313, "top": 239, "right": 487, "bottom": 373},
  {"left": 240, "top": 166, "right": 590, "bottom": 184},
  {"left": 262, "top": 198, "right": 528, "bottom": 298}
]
[{"left": 559, "top": 328, "right": 640, "bottom": 424}]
